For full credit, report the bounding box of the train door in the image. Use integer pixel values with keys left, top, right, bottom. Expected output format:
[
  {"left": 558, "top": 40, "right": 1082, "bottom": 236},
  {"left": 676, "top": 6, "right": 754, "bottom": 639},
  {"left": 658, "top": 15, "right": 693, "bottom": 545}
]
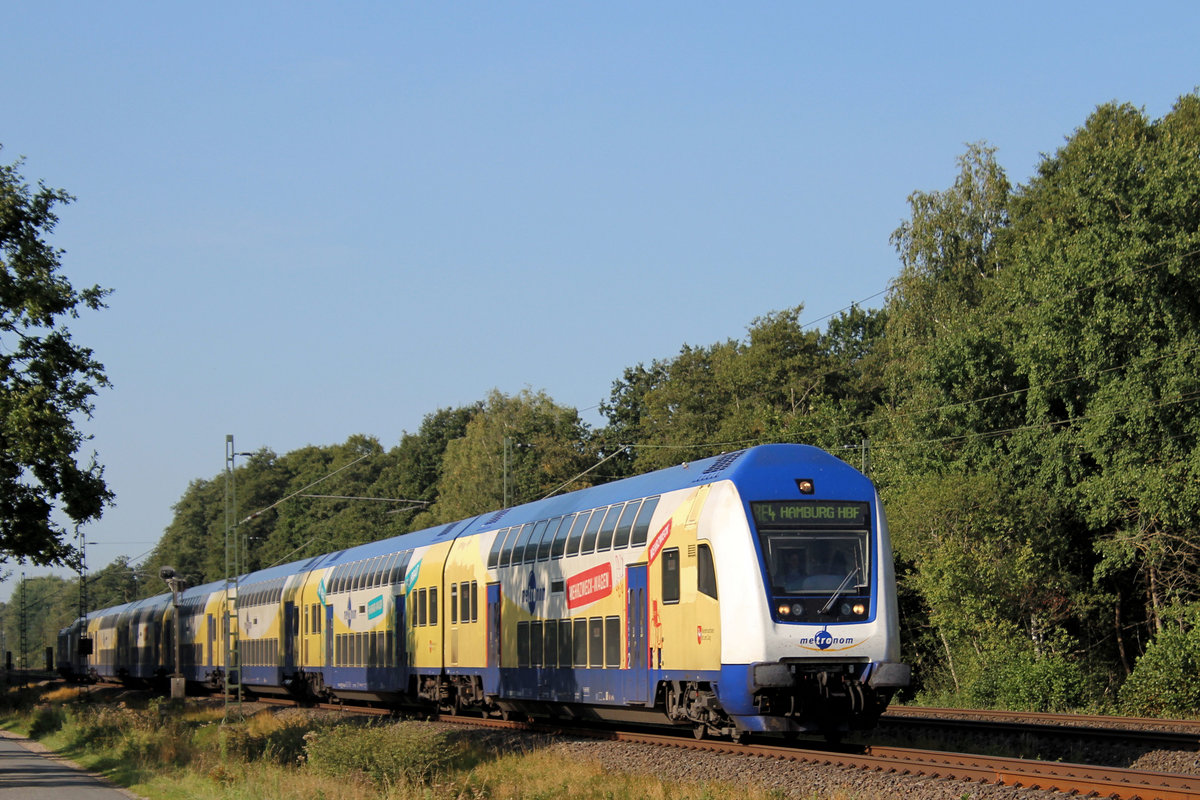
[
  {"left": 487, "top": 583, "right": 501, "bottom": 666},
  {"left": 626, "top": 564, "right": 649, "bottom": 703},
  {"left": 283, "top": 602, "right": 296, "bottom": 670},
  {"left": 325, "top": 604, "right": 334, "bottom": 668},
  {"left": 394, "top": 595, "right": 407, "bottom": 666},
  {"left": 207, "top": 614, "right": 214, "bottom": 667}
]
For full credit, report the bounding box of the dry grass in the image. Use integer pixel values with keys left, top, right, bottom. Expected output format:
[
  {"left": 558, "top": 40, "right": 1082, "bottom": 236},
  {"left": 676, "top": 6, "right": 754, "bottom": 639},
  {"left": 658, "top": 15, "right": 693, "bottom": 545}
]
[{"left": 4, "top": 688, "right": 797, "bottom": 800}]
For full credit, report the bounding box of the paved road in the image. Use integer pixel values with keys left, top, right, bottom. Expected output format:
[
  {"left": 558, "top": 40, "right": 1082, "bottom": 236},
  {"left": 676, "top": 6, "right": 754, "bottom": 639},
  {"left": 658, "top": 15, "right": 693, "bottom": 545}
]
[{"left": 0, "top": 733, "right": 139, "bottom": 799}]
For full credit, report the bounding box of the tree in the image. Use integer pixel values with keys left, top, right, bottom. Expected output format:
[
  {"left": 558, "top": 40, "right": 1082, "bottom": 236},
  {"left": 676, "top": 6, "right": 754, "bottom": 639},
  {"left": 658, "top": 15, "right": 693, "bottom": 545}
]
[
  {"left": 421, "top": 389, "right": 592, "bottom": 524},
  {"left": 0, "top": 151, "right": 111, "bottom": 566},
  {"left": 1000, "top": 96, "right": 1200, "bottom": 639}
]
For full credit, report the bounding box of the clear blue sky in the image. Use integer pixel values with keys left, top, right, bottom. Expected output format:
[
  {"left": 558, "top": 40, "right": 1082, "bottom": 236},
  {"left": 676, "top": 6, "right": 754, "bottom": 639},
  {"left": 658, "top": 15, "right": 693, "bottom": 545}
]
[{"left": 2, "top": 2, "right": 1196, "bottom": 598}]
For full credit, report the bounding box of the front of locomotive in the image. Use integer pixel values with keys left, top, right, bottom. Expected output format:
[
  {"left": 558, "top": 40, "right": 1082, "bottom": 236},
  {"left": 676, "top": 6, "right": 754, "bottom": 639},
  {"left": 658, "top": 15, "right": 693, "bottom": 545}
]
[{"left": 715, "top": 444, "right": 909, "bottom": 737}]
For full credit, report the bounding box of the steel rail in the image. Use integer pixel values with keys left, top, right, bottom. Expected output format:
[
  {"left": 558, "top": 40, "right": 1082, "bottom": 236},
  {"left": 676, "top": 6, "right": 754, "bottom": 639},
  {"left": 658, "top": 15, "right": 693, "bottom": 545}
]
[{"left": 888, "top": 705, "right": 1200, "bottom": 734}]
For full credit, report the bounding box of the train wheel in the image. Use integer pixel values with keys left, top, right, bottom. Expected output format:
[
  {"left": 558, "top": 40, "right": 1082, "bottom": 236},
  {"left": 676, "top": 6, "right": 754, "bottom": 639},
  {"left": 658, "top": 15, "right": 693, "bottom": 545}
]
[{"left": 693, "top": 724, "right": 707, "bottom": 740}]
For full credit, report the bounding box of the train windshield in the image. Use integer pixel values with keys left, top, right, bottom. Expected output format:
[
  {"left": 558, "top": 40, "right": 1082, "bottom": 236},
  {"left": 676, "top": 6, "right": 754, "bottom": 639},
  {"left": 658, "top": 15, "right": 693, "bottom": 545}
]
[{"left": 762, "top": 533, "right": 867, "bottom": 595}]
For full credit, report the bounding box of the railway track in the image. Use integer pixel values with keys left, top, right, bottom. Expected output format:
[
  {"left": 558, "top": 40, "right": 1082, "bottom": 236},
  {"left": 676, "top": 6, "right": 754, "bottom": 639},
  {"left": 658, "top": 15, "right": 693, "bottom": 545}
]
[
  {"left": 883, "top": 705, "right": 1200, "bottom": 751},
  {"left": 428, "top": 712, "right": 1200, "bottom": 800}
]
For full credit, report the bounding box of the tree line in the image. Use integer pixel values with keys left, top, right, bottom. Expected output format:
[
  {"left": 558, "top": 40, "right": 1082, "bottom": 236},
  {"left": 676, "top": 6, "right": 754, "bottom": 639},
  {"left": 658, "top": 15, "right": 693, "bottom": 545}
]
[{"left": 5, "top": 93, "right": 1200, "bottom": 714}]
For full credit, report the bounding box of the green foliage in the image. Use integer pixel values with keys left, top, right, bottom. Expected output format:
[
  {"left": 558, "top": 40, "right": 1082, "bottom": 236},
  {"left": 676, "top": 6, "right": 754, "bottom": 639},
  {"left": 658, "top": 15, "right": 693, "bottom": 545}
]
[
  {"left": 68, "top": 703, "right": 129, "bottom": 748},
  {"left": 221, "top": 712, "right": 327, "bottom": 765},
  {"left": 422, "top": 389, "right": 592, "bottom": 523},
  {"left": 303, "top": 720, "right": 465, "bottom": 787},
  {"left": 0, "top": 148, "right": 112, "bottom": 566},
  {"left": 29, "top": 704, "right": 65, "bottom": 738},
  {"left": 964, "top": 641, "right": 1094, "bottom": 712},
  {"left": 1119, "top": 606, "right": 1200, "bottom": 716}
]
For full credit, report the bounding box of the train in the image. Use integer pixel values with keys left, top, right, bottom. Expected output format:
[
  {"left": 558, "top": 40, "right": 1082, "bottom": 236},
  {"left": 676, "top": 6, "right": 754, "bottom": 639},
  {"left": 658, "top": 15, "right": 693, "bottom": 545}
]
[{"left": 58, "top": 443, "right": 910, "bottom": 739}]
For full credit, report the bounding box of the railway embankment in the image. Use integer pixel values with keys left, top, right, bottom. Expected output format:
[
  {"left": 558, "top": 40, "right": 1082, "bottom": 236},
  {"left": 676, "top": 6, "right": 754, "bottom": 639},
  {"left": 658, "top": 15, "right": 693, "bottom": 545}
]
[{"left": 5, "top": 683, "right": 1200, "bottom": 799}]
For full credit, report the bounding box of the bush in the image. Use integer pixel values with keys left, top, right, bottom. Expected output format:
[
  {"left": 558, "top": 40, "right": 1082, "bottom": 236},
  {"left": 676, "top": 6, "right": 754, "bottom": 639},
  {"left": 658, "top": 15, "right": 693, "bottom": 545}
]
[
  {"left": 966, "top": 647, "right": 1092, "bottom": 712},
  {"left": 1120, "top": 621, "right": 1200, "bottom": 717},
  {"left": 68, "top": 704, "right": 128, "bottom": 748},
  {"left": 304, "top": 720, "right": 465, "bottom": 787},
  {"left": 223, "top": 711, "right": 328, "bottom": 765},
  {"left": 29, "top": 705, "right": 65, "bottom": 739}
]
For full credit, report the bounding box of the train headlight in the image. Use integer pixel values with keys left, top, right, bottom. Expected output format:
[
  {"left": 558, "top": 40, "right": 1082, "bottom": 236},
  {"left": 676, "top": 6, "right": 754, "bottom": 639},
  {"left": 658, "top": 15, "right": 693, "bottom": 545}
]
[
  {"left": 777, "top": 604, "right": 792, "bottom": 616},
  {"left": 791, "top": 603, "right": 804, "bottom": 616},
  {"left": 852, "top": 603, "right": 866, "bottom": 615}
]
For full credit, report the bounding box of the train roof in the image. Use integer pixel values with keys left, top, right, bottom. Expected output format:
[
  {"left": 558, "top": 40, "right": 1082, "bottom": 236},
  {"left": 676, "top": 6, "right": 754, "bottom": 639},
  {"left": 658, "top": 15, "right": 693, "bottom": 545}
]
[{"left": 89, "top": 443, "right": 872, "bottom": 618}]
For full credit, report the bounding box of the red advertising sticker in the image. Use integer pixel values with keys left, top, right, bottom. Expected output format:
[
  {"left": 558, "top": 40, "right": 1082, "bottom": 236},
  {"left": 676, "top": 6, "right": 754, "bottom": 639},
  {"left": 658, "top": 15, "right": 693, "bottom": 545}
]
[
  {"left": 648, "top": 518, "right": 672, "bottom": 565},
  {"left": 566, "top": 563, "right": 613, "bottom": 610}
]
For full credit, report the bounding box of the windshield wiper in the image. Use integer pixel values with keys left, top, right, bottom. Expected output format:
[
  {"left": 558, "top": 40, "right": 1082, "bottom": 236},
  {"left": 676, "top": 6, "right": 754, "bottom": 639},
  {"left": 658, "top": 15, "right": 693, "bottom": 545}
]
[{"left": 819, "top": 568, "right": 860, "bottom": 616}]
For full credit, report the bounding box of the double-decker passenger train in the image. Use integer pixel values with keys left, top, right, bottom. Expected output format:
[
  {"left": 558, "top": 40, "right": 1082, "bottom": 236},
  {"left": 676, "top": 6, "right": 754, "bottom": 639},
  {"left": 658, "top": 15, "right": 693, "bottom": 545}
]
[{"left": 59, "top": 444, "right": 909, "bottom": 739}]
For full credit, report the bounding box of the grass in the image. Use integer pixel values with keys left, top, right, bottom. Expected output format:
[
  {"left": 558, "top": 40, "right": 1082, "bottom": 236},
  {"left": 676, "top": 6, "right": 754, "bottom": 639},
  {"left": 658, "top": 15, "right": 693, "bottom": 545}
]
[{"left": 0, "top": 684, "right": 803, "bottom": 800}]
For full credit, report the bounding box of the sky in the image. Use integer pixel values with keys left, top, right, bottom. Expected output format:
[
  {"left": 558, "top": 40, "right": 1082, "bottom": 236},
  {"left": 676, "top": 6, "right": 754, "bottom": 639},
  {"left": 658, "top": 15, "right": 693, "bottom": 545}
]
[{"left": 2, "top": 2, "right": 1197, "bottom": 601}]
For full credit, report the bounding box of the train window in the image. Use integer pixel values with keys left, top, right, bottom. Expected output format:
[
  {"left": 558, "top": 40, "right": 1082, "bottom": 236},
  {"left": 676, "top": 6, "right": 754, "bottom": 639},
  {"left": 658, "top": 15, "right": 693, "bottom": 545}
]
[
  {"left": 470, "top": 581, "right": 479, "bottom": 623},
  {"left": 697, "top": 544, "right": 718, "bottom": 599},
  {"left": 353, "top": 561, "right": 368, "bottom": 591},
  {"left": 536, "top": 517, "right": 561, "bottom": 561},
  {"left": 595, "top": 505, "right": 623, "bottom": 552},
  {"left": 487, "top": 528, "right": 509, "bottom": 569},
  {"left": 313, "top": 604, "right": 322, "bottom": 634},
  {"left": 565, "top": 511, "right": 592, "bottom": 558},
  {"left": 429, "top": 587, "right": 438, "bottom": 626},
  {"left": 572, "top": 619, "right": 588, "bottom": 667},
  {"left": 605, "top": 617, "right": 621, "bottom": 668},
  {"left": 613, "top": 500, "right": 641, "bottom": 549},
  {"left": 396, "top": 554, "right": 415, "bottom": 585},
  {"left": 509, "top": 523, "right": 536, "bottom": 567},
  {"left": 517, "top": 622, "right": 530, "bottom": 668},
  {"left": 498, "top": 527, "right": 521, "bottom": 568},
  {"left": 544, "top": 619, "right": 558, "bottom": 667},
  {"left": 523, "top": 520, "right": 548, "bottom": 564},
  {"left": 588, "top": 618, "right": 604, "bottom": 668},
  {"left": 551, "top": 513, "right": 575, "bottom": 559},
  {"left": 417, "top": 588, "right": 427, "bottom": 626},
  {"left": 580, "top": 509, "right": 606, "bottom": 555},
  {"left": 450, "top": 584, "right": 459, "bottom": 624},
  {"left": 459, "top": 582, "right": 470, "bottom": 623},
  {"left": 631, "top": 496, "right": 659, "bottom": 546},
  {"left": 662, "top": 548, "right": 680, "bottom": 604},
  {"left": 530, "top": 621, "right": 543, "bottom": 667}
]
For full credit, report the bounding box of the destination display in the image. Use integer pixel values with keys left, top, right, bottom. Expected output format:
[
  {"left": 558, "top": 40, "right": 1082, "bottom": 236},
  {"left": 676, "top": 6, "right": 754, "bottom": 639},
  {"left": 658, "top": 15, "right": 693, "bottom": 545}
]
[{"left": 752, "top": 500, "right": 869, "bottom": 529}]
